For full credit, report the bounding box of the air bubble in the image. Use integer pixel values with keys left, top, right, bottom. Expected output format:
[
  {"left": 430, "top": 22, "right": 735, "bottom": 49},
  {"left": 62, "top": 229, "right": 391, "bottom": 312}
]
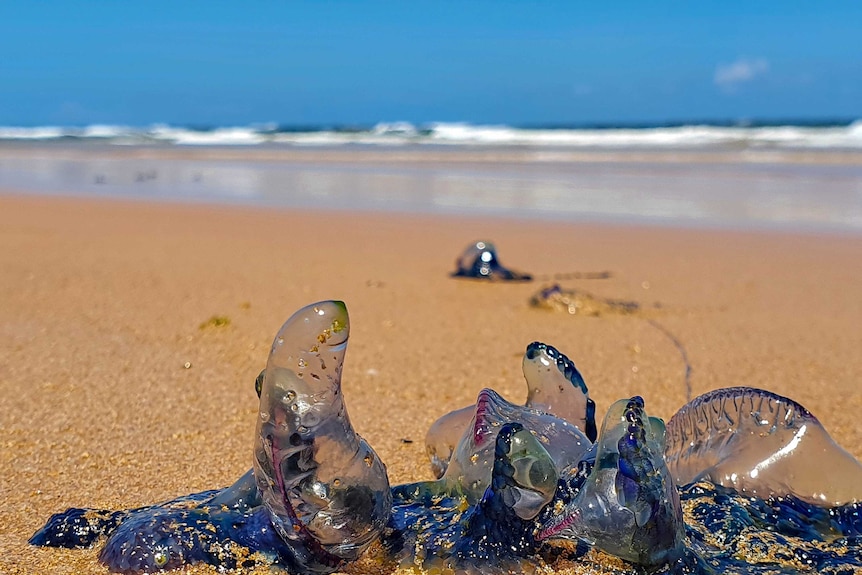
[
  {"left": 283, "top": 390, "right": 296, "bottom": 403},
  {"left": 308, "top": 481, "right": 329, "bottom": 500},
  {"left": 276, "top": 337, "right": 284, "bottom": 346},
  {"left": 298, "top": 358, "right": 308, "bottom": 368}
]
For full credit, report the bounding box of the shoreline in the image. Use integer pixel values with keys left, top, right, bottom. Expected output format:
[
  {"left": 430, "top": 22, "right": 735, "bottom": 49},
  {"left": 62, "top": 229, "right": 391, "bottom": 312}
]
[
  {"left": 4, "top": 141, "right": 862, "bottom": 165},
  {"left": 2, "top": 193, "right": 861, "bottom": 574},
  {"left": 4, "top": 186, "right": 862, "bottom": 240},
  {"left": 3, "top": 142, "right": 862, "bottom": 235}
]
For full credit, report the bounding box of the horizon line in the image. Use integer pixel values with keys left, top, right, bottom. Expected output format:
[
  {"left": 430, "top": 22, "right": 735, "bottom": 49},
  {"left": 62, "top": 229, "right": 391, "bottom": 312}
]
[{"left": 2, "top": 117, "right": 860, "bottom": 131}]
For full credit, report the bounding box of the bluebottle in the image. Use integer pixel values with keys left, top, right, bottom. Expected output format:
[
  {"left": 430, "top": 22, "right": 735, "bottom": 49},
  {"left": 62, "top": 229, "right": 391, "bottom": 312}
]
[
  {"left": 384, "top": 422, "right": 560, "bottom": 573},
  {"left": 31, "top": 301, "right": 391, "bottom": 574},
  {"left": 664, "top": 386, "right": 862, "bottom": 506},
  {"left": 401, "top": 387, "right": 591, "bottom": 505},
  {"left": 452, "top": 240, "right": 533, "bottom": 281},
  {"left": 425, "top": 341, "right": 597, "bottom": 479},
  {"left": 251, "top": 301, "right": 392, "bottom": 566},
  {"left": 538, "top": 396, "right": 686, "bottom": 568}
]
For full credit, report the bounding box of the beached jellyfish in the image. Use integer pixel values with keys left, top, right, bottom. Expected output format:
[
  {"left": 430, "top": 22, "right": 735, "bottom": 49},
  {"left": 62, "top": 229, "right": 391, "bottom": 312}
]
[
  {"left": 538, "top": 396, "right": 686, "bottom": 568},
  {"left": 29, "top": 301, "right": 862, "bottom": 575},
  {"left": 452, "top": 240, "right": 532, "bottom": 281},
  {"left": 31, "top": 301, "right": 391, "bottom": 574},
  {"left": 521, "top": 342, "right": 597, "bottom": 442},
  {"left": 406, "top": 387, "right": 591, "bottom": 504},
  {"left": 253, "top": 300, "right": 392, "bottom": 563},
  {"left": 384, "top": 422, "right": 560, "bottom": 573},
  {"left": 426, "top": 341, "right": 596, "bottom": 478},
  {"left": 664, "top": 386, "right": 862, "bottom": 506}
]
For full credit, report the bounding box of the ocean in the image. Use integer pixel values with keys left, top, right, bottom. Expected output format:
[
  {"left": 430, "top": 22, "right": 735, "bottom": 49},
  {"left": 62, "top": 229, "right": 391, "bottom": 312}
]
[
  {"left": 2, "top": 120, "right": 862, "bottom": 148},
  {"left": 1, "top": 121, "right": 861, "bottom": 233}
]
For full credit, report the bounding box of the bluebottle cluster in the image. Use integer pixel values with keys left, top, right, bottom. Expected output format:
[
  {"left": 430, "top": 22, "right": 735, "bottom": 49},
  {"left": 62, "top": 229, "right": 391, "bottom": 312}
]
[{"left": 31, "top": 301, "right": 862, "bottom": 574}]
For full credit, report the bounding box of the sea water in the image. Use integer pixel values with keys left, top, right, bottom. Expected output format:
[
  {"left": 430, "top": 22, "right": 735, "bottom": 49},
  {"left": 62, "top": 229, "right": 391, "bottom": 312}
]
[{"left": 1, "top": 121, "right": 861, "bottom": 233}]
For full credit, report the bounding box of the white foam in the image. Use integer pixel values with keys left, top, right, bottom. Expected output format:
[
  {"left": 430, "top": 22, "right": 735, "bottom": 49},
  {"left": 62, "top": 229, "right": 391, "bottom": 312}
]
[
  {"left": 146, "top": 125, "right": 266, "bottom": 146},
  {"left": 1, "top": 121, "right": 861, "bottom": 149},
  {"left": 372, "top": 121, "right": 418, "bottom": 137},
  {"left": 80, "top": 124, "right": 132, "bottom": 138},
  {"left": 421, "top": 122, "right": 862, "bottom": 149},
  {"left": 428, "top": 123, "right": 520, "bottom": 144}
]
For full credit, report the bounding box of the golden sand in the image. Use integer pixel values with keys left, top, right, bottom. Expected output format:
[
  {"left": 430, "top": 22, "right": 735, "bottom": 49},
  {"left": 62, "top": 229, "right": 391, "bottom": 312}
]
[{"left": 2, "top": 193, "right": 861, "bottom": 574}]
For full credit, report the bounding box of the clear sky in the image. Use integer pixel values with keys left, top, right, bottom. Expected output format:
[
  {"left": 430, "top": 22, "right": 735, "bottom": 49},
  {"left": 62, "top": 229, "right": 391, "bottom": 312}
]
[{"left": 1, "top": 1, "right": 859, "bottom": 126}]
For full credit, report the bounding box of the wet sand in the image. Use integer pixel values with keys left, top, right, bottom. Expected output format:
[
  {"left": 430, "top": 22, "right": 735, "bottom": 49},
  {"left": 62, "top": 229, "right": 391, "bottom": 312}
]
[
  {"left": 1, "top": 192, "right": 861, "bottom": 574},
  {"left": 3, "top": 144, "right": 862, "bottom": 232}
]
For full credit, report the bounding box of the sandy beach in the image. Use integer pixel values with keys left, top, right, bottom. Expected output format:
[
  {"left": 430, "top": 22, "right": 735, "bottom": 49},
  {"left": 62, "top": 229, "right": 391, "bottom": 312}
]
[{"left": 2, "top": 191, "right": 862, "bottom": 574}]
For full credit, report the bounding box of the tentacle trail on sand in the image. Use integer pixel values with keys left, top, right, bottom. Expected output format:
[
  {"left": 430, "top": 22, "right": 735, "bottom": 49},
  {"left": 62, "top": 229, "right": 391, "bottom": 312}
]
[{"left": 645, "top": 318, "right": 693, "bottom": 402}]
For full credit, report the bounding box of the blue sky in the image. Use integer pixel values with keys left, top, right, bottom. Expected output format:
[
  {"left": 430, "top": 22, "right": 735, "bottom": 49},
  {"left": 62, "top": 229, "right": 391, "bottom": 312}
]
[{"left": 1, "top": 1, "right": 859, "bottom": 126}]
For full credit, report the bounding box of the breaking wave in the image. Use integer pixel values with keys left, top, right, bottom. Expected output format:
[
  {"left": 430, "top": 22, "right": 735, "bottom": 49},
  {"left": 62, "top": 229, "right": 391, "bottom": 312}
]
[{"left": 1, "top": 120, "right": 861, "bottom": 150}]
